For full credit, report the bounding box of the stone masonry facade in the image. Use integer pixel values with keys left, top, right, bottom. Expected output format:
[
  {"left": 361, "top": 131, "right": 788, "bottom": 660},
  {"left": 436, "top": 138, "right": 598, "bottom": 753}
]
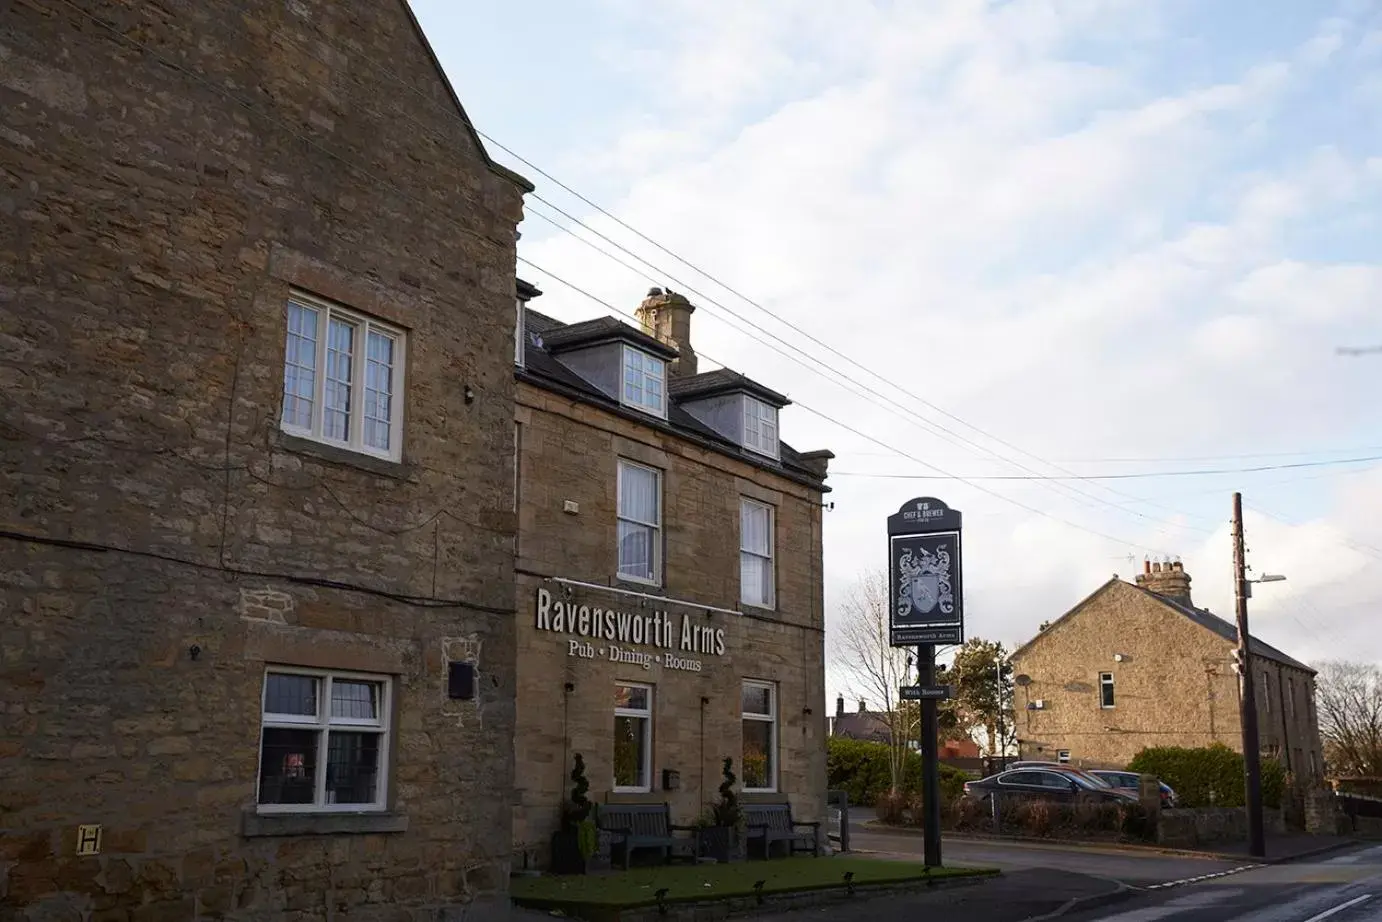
[
  {"left": 1011, "top": 564, "right": 1323, "bottom": 776},
  {"left": 2, "top": 2, "right": 529, "bottom": 920},
  {"left": 510, "top": 295, "right": 831, "bottom": 868}
]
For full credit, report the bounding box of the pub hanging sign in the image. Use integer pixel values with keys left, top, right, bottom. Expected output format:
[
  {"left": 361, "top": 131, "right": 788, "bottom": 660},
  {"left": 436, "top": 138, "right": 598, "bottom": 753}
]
[{"left": 887, "top": 497, "right": 964, "bottom": 647}]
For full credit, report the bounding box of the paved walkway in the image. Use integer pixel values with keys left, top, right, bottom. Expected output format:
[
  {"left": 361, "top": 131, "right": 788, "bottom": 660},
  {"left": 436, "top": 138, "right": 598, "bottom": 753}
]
[{"left": 1200, "top": 833, "right": 1355, "bottom": 863}]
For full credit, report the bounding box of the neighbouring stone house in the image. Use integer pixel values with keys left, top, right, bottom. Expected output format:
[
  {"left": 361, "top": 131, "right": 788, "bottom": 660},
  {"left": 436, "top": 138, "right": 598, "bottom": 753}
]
[
  {"left": 510, "top": 285, "right": 833, "bottom": 868},
  {"left": 1011, "top": 561, "right": 1323, "bottom": 776},
  {"left": 829, "top": 696, "right": 983, "bottom": 770},
  {"left": 2, "top": 2, "right": 529, "bottom": 919}
]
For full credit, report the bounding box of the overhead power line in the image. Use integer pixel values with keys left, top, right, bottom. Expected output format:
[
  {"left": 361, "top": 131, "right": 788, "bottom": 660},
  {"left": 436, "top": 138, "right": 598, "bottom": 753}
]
[
  {"left": 183, "top": 0, "right": 1219, "bottom": 539},
  {"left": 831, "top": 454, "right": 1382, "bottom": 481},
  {"left": 56, "top": 0, "right": 1183, "bottom": 557}
]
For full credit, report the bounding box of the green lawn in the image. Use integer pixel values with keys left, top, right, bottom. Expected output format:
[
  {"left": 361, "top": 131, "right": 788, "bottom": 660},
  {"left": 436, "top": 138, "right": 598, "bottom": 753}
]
[{"left": 510, "top": 856, "right": 997, "bottom": 914}]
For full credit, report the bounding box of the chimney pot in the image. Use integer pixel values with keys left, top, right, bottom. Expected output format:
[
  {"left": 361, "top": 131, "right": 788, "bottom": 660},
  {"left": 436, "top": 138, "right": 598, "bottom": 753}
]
[
  {"left": 635, "top": 289, "right": 697, "bottom": 378},
  {"left": 858, "top": 699, "right": 867, "bottom": 714},
  {"left": 1144, "top": 559, "right": 1152, "bottom": 575},
  {"left": 836, "top": 695, "right": 844, "bottom": 718}
]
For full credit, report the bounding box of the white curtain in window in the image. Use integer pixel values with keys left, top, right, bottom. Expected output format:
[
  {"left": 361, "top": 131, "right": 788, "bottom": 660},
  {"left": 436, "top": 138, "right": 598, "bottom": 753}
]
[
  {"left": 619, "top": 464, "right": 658, "bottom": 523},
  {"left": 740, "top": 501, "right": 773, "bottom": 606}
]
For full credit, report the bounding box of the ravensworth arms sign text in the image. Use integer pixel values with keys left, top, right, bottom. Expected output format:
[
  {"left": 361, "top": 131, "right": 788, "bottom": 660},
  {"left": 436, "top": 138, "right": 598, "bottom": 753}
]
[{"left": 534, "top": 587, "right": 726, "bottom": 672}]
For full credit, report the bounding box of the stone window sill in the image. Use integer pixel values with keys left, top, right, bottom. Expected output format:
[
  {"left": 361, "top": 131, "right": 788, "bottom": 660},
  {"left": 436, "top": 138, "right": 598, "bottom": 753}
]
[
  {"left": 274, "top": 431, "right": 415, "bottom": 482},
  {"left": 241, "top": 810, "right": 408, "bottom": 838}
]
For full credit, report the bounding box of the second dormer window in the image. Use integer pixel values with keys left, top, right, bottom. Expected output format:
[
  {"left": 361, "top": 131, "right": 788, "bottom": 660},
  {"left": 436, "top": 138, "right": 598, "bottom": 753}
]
[
  {"left": 622, "top": 346, "right": 666, "bottom": 417},
  {"left": 743, "top": 397, "right": 779, "bottom": 458}
]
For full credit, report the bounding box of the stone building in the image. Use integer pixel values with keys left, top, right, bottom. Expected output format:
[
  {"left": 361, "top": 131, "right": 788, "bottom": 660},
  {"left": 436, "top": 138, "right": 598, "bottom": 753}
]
[
  {"left": 510, "top": 286, "right": 833, "bottom": 867},
  {"left": 2, "top": 2, "right": 528, "bottom": 919},
  {"left": 1010, "top": 561, "right": 1323, "bottom": 776}
]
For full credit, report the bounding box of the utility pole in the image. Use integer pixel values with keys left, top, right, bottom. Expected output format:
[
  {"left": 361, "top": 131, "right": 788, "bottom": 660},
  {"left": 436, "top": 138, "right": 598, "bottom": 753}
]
[
  {"left": 1232, "top": 491, "right": 1267, "bottom": 859},
  {"left": 916, "top": 643, "right": 942, "bottom": 868}
]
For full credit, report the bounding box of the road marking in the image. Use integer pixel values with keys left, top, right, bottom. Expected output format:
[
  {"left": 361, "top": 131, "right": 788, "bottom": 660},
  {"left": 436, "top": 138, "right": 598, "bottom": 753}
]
[
  {"left": 1301, "top": 894, "right": 1372, "bottom": 922},
  {"left": 1090, "top": 887, "right": 1242, "bottom": 921},
  {"left": 1142, "top": 865, "right": 1263, "bottom": 889}
]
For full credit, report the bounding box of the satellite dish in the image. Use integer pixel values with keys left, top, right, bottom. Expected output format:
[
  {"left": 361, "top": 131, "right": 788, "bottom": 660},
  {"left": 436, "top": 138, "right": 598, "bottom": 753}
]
[{"left": 1014, "top": 674, "right": 1032, "bottom": 687}]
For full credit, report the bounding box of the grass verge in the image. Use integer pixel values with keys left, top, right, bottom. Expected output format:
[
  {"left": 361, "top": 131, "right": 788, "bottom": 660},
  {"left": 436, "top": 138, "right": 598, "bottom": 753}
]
[{"left": 511, "top": 856, "right": 997, "bottom": 915}]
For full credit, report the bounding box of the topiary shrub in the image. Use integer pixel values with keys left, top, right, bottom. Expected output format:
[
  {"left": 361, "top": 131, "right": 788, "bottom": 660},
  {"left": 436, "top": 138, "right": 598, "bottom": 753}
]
[{"left": 1128, "top": 743, "right": 1286, "bottom": 809}]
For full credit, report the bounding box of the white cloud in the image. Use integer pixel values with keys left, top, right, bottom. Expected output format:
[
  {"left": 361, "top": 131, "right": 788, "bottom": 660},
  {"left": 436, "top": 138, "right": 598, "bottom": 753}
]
[{"left": 498, "top": 1, "right": 1382, "bottom": 699}]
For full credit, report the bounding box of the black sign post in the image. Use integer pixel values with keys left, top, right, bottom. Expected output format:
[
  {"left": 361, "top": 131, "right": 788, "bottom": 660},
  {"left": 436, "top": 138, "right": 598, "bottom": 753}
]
[{"left": 888, "top": 497, "right": 964, "bottom": 869}]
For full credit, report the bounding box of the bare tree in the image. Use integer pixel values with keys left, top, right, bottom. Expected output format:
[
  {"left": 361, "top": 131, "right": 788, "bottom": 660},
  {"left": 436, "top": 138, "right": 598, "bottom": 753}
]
[
  {"left": 1316, "top": 660, "right": 1382, "bottom": 777},
  {"left": 831, "top": 570, "right": 917, "bottom": 793}
]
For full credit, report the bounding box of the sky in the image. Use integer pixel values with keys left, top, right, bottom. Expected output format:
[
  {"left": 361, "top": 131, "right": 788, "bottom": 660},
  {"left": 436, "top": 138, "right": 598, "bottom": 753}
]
[{"left": 412, "top": 0, "right": 1382, "bottom": 709}]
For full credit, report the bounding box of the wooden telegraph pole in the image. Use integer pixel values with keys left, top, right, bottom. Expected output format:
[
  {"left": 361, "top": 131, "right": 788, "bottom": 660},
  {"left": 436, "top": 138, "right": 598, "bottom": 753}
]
[{"left": 1231, "top": 492, "right": 1267, "bottom": 859}]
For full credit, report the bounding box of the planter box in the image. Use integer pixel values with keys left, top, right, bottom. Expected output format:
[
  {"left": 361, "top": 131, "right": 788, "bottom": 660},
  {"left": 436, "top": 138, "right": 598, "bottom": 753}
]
[
  {"left": 697, "top": 826, "right": 745, "bottom": 863},
  {"left": 549, "top": 830, "right": 588, "bottom": 875}
]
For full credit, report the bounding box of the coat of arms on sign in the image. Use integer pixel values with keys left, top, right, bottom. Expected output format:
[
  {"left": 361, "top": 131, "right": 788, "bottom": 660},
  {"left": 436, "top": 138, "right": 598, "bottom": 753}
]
[{"left": 896, "top": 544, "right": 954, "bottom": 618}]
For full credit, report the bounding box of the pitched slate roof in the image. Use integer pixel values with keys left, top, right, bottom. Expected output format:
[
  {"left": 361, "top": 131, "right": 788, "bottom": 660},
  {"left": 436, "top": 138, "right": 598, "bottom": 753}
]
[
  {"left": 670, "top": 369, "right": 791, "bottom": 408},
  {"left": 1012, "top": 578, "right": 1314, "bottom": 674},
  {"left": 541, "top": 316, "right": 678, "bottom": 360},
  {"left": 1130, "top": 583, "right": 1314, "bottom": 673},
  {"left": 518, "top": 308, "right": 828, "bottom": 490}
]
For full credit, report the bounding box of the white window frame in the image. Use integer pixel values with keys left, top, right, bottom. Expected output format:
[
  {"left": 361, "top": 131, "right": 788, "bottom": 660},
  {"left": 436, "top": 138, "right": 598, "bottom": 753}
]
[
  {"left": 1099, "top": 672, "right": 1115, "bottom": 709},
  {"left": 741, "top": 679, "right": 779, "bottom": 793},
  {"left": 255, "top": 667, "right": 392, "bottom": 815},
  {"left": 613, "top": 682, "right": 654, "bottom": 794},
  {"left": 515, "top": 298, "right": 526, "bottom": 368},
  {"left": 280, "top": 291, "right": 407, "bottom": 462},
  {"left": 742, "top": 397, "right": 780, "bottom": 459},
  {"left": 620, "top": 345, "right": 667, "bottom": 418},
  {"left": 739, "top": 498, "right": 776, "bottom": 609},
  {"left": 616, "top": 459, "right": 662, "bottom": 586}
]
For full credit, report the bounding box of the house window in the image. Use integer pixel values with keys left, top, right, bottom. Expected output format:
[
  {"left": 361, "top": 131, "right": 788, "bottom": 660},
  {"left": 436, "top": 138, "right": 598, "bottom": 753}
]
[
  {"left": 742, "top": 680, "right": 778, "bottom": 792},
  {"left": 256, "top": 669, "right": 391, "bottom": 813},
  {"left": 1099, "top": 672, "right": 1115, "bottom": 708},
  {"left": 739, "top": 499, "right": 775, "bottom": 608},
  {"left": 613, "top": 683, "right": 653, "bottom": 792},
  {"left": 1057, "top": 750, "right": 1071, "bottom": 763},
  {"left": 281, "top": 294, "right": 405, "bottom": 461},
  {"left": 621, "top": 347, "right": 666, "bottom": 418},
  {"left": 743, "top": 398, "right": 779, "bottom": 458},
  {"left": 616, "top": 460, "right": 661, "bottom": 585},
  {"left": 515, "top": 298, "right": 525, "bottom": 367}
]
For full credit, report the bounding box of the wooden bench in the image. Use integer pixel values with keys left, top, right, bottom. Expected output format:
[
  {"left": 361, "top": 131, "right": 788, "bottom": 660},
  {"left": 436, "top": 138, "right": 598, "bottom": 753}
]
[
  {"left": 596, "top": 803, "right": 697, "bottom": 869},
  {"left": 744, "top": 803, "right": 820, "bottom": 859}
]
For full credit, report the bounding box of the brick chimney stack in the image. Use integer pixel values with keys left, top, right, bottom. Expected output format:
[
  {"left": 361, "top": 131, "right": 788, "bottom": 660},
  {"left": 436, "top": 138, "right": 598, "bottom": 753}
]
[
  {"left": 1136, "top": 558, "right": 1193, "bottom": 607},
  {"left": 635, "top": 287, "right": 697, "bottom": 378},
  {"left": 836, "top": 695, "right": 844, "bottom": 718}
]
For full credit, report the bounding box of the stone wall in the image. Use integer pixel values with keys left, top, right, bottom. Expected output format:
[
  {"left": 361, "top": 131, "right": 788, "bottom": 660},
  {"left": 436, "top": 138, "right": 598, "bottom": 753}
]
[
  {"left": 2, "top": 0, "right": 527, "bottom": 918},
  {"left": 1014, "top": 581, "right": 1241, "bottom": 767},
  {"left": 511, "top": 382, "right": 828, "bottom": 866},
  {"left": 1157, "top": 807, "right": 1286, "bottom": 850}
]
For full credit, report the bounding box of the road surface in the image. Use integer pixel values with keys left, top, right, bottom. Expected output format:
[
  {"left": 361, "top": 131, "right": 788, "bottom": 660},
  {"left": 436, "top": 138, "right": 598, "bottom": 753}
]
[
  {"left": 850, "top": 821, "right": 1259, "bottom": 887},
  {"left": 1063, "top": 841, "right": 1382, "bottom": 922}
]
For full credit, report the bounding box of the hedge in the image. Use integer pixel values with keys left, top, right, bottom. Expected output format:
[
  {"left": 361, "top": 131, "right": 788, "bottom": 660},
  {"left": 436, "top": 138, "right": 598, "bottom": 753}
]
[
  {"left": 1127, "top": 743, "right": 1285, "bottom": 809},
  {"left": 827, "top": 737, "right": 968, "bottom": 806}
]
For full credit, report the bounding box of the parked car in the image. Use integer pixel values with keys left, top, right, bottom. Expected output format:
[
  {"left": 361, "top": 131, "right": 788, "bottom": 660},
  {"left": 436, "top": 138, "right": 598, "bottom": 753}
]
[
  {"left": 1007, "top": 761, "right": 1119, "bottom": 792},
  {"left": 962, "top": 767, "right": 1139, "bottom": 804},
  {"left": 1090, "top": 770, "right": 1179, "bottom": 808}
]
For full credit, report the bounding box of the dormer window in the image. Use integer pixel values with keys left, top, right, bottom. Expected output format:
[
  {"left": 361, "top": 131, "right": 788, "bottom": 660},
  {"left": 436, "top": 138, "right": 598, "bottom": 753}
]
[
  {"left": 743, "top": 397, "right": 779, "bottom": 458},
  {"left": 621, "top": 346, "right": 666, "bottom": 418}
]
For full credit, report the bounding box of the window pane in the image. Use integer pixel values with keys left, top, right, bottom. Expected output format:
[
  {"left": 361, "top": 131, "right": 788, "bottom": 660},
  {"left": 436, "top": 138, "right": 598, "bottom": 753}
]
[
  {"left": 325, "top": 730, "right": 380, "bottom": 805},
  {"left": 615, "top": 684, "right": 649, "bottom": 711},
  {"left": 265, "top": 674, "right": 319, "bottom": 717},
  {"left": 613, "top": 715, "right": 648, "bottom": 789},
  {"left": 364, "top": 330, "right": 394, "bottom": 452},
  {"left": 742, "top": 719, "right": 773, "bottom": 789},
  {"left": 618, "top": 464, "right": 658, "bottom": 524},
  {"left": 324, "top": 318, "right": 355, "bottom": 442},
  {"left": 617, "top": 520, "right": 655, "bottom": 581},
  {"left": 331, "top": 680, "right": 380, "bottom": 721},
  {"left": 282, "top": 304, "right": 318, "bottom": 430},
  {"left": 741, "top": 502, "right": 770, "bottom": 554},
  {"left": 742, "top": 684, "right": 772, "bottom": 716},
  {"left": 258, "top": 727, "right": 319, "bottom": 805},
  {"left": 741, "top": 553, "right": 769, "bottom": 607}
]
